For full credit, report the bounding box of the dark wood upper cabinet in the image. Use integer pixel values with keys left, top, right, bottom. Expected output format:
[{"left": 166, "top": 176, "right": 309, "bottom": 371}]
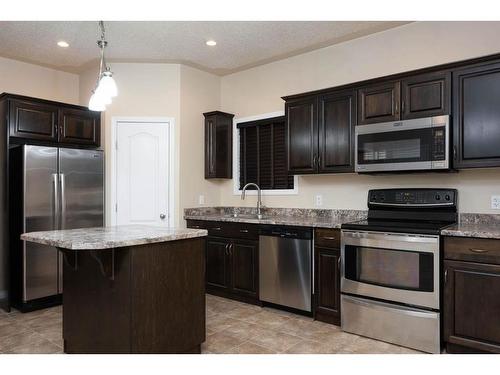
[
  {"left": 59, "top": 108, "right": 100, "bottom": 147},
  {"left": 230, "top": 239, "right": 258, "bottom": 299},
  {"left": 357, "top": 81, "right": 400, "bottom": 125},
  {"left": 204, "top": 111, "right": 233, "bottom": 179},
  {"left": 9, "top": 99, "right": 58, "bottom": 141},
  {"left": 453, "top": 61, "right": 500, "bottom": 169},
  {"left": 5, "top": 94, "right": 101, "bottom": 148},
  {"left": 318, "top": 89, "right": 356, "bottom": 173},
  {"left": 401, "top": 71, "right": 451, "bottom": 119},
  {"left": 286, "top": 96, "right": 317, "bottom": 174}
]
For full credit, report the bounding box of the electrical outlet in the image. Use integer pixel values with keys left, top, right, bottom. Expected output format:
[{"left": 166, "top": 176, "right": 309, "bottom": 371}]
[
  {"left": 315, "top": 195, "right": 323, "bottom": 207},
  {"left": 491, "top": 195, "right": 500, "bottom": 209},
  {"left": 198, "top": 195, "right": 205, "bottom": 205}
]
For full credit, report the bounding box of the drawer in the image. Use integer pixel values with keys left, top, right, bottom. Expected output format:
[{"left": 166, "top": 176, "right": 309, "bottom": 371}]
[
  {"left": 186, "top": 220, "right": 208, "bottom": 230},
  {"left": 314, "top": 228, "right": 341, "bottom": 248},
  {"left": 444, "top": 236, "right": 500, "bottom": 265},
  {"left": 188, "top": 220, "right": 259, "bottom": 240}
]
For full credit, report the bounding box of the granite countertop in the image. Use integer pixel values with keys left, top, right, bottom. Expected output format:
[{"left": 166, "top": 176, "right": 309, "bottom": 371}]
[
  {"left": 441, "top": 223, "right": 500, "bottom": 240},
  {"left": 21, "top": 225, "right": 208, "bottom": 250},
  {"left": 184, "top": 207, "right": 367, "bottom": 229}
]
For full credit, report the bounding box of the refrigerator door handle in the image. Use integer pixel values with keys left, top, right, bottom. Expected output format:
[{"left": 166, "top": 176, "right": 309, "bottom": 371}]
[
  {"left": 52, "top": 173, "right": 59, "bottom": 229},
  {"left": 59, "top": 173, "right": 66, "bottom": 229}
]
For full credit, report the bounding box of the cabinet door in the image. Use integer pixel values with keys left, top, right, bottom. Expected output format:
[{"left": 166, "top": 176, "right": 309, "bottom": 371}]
[
  {"left": 286, "top": 96, "right": 318, "bottom": 174},
  {"left": 59, "top": 108, "right": 100, "bottom": 147},
  {"left": 453, "top": 62, "right": 500, "bottom": 168},
  {"left": 204, "top": 115, "right": 217, "bottom": 178},
  {"left": 318, "top": 89, "right": 355, "bottom": 173},
  {"left": 314, "top": 246, "right": 341, "bottom": 325},
  {"left": 444, "top": 260, "right": 500, "bottom": 353},
  {"left": 401, "top": 71, "right": 451, "bottom": 120},
  {"left": 230, "top": 239, "right": 258, "bottom": 299},
  {"left": 205, "top": 237, "right": 231, "bottom": 292},
  {"left": 9, "top": 99, "right": 58, "bottom": 141},
  {"left": 357, "top": 81, "right": 400, "bottom": 125}
]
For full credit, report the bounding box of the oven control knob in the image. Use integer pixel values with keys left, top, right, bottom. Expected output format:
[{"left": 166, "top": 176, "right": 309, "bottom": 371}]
[
  {"left": 445, "top": 194, "right": 451, "bottom": 201},
  {"left": 435, "top": 194, "right": 441, "bottom": 201}
]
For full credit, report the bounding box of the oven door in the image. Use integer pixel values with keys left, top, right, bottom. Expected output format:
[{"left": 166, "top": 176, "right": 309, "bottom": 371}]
[
  {"left": 341, "top": 230, "right": 439, "bottom": 310},
  {"left": 355, "top": 115, "right": 449, "bottom": 172}
]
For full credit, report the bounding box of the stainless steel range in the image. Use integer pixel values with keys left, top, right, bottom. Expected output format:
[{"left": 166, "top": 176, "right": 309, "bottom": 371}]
[{"left": 340, "top": 188, "right": 458, "bottom": 353}]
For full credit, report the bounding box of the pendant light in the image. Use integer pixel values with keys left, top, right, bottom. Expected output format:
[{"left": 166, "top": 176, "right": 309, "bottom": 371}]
[{"left": 88, "top": 21, "right": 117, "bottom": 111}]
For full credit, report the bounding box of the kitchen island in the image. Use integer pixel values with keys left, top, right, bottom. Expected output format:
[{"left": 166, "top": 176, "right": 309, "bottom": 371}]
[{"left": 21, "top": 225, "right": 208, "bottom": 354}]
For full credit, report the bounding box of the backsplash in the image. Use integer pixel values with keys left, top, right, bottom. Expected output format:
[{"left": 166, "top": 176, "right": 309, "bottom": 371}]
[{"left": 459, "top": 213, "right": 500, "bottom": 224}]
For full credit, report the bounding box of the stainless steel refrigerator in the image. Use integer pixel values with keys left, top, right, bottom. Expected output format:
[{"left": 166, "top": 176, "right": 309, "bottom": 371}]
[{"left": 10, "top": 145, "right": 104, "bottom": 310}]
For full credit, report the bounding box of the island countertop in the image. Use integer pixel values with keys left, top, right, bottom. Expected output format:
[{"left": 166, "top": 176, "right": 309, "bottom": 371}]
[{"left": 21, "top": 225, "right": 208, "bottom": 250}]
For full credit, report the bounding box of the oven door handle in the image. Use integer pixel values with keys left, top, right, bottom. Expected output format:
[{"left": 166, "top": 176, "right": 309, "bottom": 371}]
[{"left": 341, "top": 231, "right": 439, "bottom": 253}]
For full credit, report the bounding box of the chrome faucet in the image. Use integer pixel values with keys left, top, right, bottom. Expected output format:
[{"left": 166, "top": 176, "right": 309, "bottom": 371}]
[{"left": 241, "top": 183, "right": 263, "bottom": 219}]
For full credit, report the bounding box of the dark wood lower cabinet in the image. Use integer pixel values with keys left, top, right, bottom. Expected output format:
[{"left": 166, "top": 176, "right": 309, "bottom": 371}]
[
  {"left": 205, "top": 237, "right": 231, "bottom": 292},
  {"left": 444, "top": 259, "right": 500, "bottom": 353},
  {"left": 230, "top": 239, "right": 259, "bottom": 299},
  {"left": 313, "top": 229, "right": 341, "bottom": 326}
]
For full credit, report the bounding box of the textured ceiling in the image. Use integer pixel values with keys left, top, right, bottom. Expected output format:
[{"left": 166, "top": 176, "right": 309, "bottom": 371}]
[{"left": 0, "top": 21, "right": 409, "bottom": 75}]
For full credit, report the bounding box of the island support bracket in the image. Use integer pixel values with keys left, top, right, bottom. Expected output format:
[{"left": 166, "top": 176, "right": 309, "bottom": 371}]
[{"left": 59, "top": 248, "right": 116, "bottom": 281}]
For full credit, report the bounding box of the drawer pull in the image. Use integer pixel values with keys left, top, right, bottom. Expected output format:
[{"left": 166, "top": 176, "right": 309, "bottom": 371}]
[
  {"left": 191, "top": 225, "right": 201, "bottom": 229},
  {"left": 239, "top": 229, "right": 249, "bottom": 233},
  {"left": 211, "top": 227, "right": 222, "bottom": 231},
  {"left": 469, "top": 248, "right": 489, "bottom": 254},
  {"left": 322, "top": 236, "right": 336, "bottom": 241}
]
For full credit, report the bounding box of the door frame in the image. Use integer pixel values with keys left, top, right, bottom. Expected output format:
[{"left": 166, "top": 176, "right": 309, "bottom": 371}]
[{"left": 110, "top": 116, "right": 175, "bottom": 226}]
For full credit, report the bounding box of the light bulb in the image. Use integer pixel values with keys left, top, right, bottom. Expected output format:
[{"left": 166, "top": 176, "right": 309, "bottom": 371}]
[
  {"left": 99, "top": 71, "right": 118, "bottom": 98},
  {"left": 94, "top": 83, "right": 112, "bottom": 105},
  {"left": 88, "top": 92, "right": 106, "bottom": 111}
]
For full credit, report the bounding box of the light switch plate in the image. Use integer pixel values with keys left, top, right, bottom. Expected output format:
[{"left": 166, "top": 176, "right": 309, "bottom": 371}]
[
  {"left": 198, "top": 195, "right": 205, "bottom": 205},
  {"left": 315, "top": 195, "right": 323, "bottom": 207},
  {"left": 491, "top": 195, "right": 500, "bottom": 209}
]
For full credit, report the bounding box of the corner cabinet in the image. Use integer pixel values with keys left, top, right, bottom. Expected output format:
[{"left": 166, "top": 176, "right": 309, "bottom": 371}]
[
  {"left": 452, "top": 61, "right": 500, "bottom": 168},
  {"left": 443, "top": 236, "right": 500, "bottom": 353},
  {"left": 204, "top": 111, "right": 234, "bottom": 179},
  {"left": 4, "top": 94, "right": 101, "bottom": 148},
  {"left": 284, "top": 89, "right": 355, "bottom": 175}
]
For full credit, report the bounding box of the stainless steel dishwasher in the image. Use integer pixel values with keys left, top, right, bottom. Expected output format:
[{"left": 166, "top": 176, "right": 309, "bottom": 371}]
[{"left": 259, "top": 227, "right": 312, "bottom": 312}]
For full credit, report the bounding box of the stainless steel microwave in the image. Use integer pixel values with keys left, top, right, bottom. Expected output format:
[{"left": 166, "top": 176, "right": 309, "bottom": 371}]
[{"left": 355, "top": 115, "right": 449, "bottom": 173}]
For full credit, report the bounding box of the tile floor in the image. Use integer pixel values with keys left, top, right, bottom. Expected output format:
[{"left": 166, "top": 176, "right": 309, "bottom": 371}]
[{"left": 0, "top": 295, "right": 421, "bottom": 354}]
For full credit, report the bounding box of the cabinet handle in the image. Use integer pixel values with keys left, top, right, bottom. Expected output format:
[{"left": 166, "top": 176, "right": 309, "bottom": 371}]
[
  {"left": 469, "top": 248, "right": 489, "bottom": 254},
  {"left": 225, "top": 243, "right": 230, "bottom": 255},
  {"left": 322, "top": 236, "right": 336, "bottom": 241},
  {"left": 338, "top": 257, "right": 341, "bottom": 271},
  {"left": 191, "top": 225, "right": 201, "bottom": 229},
  {"left": 239, "top": 229, "right": 249, "bottom": 233},
  {"left": 395, "top": 101, "right": 399, "bottom": 115},
  {"left": 444, "top": 269, "right": 448, "bottom": 285},
  {"left": 312, "top": 155, "right": 317, "bottom": 169},
  {"left": 211, "top": 227, "right": 221, "bottom": 231},
  {"left": 401, "top": 100, "right": 405, "bottom": 114},
  {"left": 229, "top": 243, "right": 234, "bottom": 255},
  {"left": 453, "top": 146, "right": 457, "bottom": 160},
  {"left": 318, "top": 155, "right": 321, "bottom": 168}
]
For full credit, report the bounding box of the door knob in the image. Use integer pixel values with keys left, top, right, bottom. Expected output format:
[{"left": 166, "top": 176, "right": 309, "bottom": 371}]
[{"left": 160, "top": 213, "right": 166, "bottom": 219}]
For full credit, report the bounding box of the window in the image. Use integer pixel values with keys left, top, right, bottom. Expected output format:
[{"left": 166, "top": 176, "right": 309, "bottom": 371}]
[{"left": 237, "top": 116, "right": 294, "bottom": 191}]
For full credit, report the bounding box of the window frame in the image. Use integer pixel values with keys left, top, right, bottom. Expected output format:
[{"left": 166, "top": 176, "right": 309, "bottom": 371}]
[{"left": 233, "top": 111, "right": 298, "bottom": 196}]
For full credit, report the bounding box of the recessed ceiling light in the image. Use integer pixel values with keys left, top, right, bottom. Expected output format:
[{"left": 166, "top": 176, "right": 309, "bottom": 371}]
[
  {"left": 206, "top": 40, "right": 217, "bottom": 47},
  {"left": 57, "top": 41, "right": 69, "bottom": 48}
]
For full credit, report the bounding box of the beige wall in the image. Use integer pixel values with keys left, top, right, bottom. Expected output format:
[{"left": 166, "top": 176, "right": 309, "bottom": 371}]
[
  {"left": 219, "top": 21, "right": 500, "bottom": 214},
  {"left": 79, "top": 63, "right": 182, "bottom": 226},
  {"left": 0, "top": 56, "right": 79, "bottom": 103},
  {"left": 0, "top": 57, "right": 79, "bottom": 300},
  {"left": 179, "top": 65, "right": 223, "bottom": 226}
]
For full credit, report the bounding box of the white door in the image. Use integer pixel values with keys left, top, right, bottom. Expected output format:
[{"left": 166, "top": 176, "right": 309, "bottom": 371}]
[{"left": 116, "top": 121, "right": 170, "bottom": 226}]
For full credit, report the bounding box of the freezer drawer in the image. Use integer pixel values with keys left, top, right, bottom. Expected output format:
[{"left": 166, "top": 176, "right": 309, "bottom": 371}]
[
  {"left": 341, "top": 294, "right": 441, "bottom": 353},
  {"left": 259, "top": 232, "right": 312, "bottom": 312}
]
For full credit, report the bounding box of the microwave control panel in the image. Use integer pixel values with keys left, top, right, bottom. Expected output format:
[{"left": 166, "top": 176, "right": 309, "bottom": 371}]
[{"left": 431, "top": 126, "right": 446, "bottom": 161}]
